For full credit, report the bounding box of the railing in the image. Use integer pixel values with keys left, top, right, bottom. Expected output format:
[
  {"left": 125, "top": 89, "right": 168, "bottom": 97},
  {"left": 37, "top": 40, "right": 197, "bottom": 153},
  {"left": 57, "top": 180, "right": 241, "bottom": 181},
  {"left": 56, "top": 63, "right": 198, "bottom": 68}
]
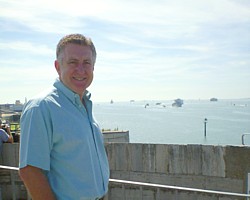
[
  {"left": 109, "top": 179, "right": 250, "bottom": 199},
  {"left": 0, "top": 165, "right": 21, "bottom": 200},
  {"left": 1, "top": 165, "right": 250, "bottom": 200}
]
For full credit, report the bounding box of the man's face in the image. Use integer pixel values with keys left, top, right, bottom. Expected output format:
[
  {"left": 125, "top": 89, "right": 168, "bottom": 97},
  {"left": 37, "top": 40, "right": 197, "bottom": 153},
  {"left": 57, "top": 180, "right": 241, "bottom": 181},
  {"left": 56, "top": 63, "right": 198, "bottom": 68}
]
[{"left": 55, "top": 43, "right": 94, "bottom": 98}]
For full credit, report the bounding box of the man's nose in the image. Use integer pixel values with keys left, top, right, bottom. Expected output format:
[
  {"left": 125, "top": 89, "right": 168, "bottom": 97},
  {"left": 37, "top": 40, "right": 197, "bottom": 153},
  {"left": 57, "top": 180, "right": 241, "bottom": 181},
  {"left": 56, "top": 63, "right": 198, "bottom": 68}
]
[{"left": 76, "top": 63, "right": 86, "bottom": 73}]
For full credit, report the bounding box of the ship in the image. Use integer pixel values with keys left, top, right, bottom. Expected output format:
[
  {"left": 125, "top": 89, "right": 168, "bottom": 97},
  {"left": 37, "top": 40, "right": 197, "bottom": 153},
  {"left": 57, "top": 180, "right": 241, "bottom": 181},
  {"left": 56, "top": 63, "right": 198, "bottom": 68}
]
[{"left": 172, "top": 98, "right": 184, "bottom": 107}]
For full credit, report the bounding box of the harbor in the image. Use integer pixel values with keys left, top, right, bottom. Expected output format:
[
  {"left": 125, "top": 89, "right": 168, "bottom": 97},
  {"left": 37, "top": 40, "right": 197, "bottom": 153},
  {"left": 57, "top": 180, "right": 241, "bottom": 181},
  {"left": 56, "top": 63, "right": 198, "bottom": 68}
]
[
  {"left": 94, "top": 98, "right": 250, "bottom": 145},
  {"left": 1, "top": 0, "right": 250, "bottom": 198},
  {"left": 1, "top": 100, "right": 250, "bottom": 199}
]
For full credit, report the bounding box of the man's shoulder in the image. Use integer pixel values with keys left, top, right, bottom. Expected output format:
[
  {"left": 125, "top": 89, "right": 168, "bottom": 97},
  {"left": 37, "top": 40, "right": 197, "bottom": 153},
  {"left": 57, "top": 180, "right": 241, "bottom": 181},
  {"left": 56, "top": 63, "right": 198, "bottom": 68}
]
[
  {"left": 23, "top": 87, "right": 59, "bottom": 111},
  {"left": 34, "top": 87, "right": 58, "bottom": 100}
]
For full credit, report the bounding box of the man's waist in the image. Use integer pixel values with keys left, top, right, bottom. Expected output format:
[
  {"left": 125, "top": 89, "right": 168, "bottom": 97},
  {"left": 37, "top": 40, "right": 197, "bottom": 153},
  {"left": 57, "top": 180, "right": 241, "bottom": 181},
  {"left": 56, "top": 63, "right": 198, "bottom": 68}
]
[{"left": 80, "top": 197, "right": 104, "bottom": 200}]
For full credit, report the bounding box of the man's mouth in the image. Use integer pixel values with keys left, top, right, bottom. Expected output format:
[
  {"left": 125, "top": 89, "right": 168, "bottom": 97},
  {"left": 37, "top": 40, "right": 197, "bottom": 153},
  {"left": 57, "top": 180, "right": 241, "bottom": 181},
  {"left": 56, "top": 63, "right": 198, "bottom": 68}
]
[{"left": 73, "top": 77, "right": 85, "bottom": 81}]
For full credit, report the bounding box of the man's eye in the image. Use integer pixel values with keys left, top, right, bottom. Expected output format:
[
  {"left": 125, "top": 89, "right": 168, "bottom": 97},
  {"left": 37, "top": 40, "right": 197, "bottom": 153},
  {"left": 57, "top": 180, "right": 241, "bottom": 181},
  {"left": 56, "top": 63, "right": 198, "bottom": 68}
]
[
  {"left": 69, "top": 60, "right": 77, "bottom": 64},
  {"left": 84, "top": 61, "right": 91, "bottom": 65}
]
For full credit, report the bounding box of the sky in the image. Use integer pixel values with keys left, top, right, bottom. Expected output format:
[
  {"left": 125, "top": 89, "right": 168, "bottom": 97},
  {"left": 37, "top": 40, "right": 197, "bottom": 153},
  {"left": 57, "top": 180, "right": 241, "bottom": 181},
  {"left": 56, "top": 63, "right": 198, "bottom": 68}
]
[{"left": 0, "top": 0, "right": 250, "bottom": 103}]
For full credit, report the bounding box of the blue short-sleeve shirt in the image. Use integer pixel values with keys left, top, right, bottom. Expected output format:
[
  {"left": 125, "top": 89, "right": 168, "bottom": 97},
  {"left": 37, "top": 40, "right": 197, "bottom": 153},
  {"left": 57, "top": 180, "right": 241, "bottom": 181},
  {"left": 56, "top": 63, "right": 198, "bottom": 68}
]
[
  {"left": 19, "top": 79, "right": 110, "bottom": 200},
  {"left": 0, "top": 129, "right": 9, "bottom": 151}
]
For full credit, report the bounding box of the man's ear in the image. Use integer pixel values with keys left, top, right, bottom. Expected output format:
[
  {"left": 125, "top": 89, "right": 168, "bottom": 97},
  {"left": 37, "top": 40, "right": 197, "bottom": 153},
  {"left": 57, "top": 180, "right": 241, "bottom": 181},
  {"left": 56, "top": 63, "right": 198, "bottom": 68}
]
[{"left": 54, "top": 60, "right": 60, "bottom": 75}]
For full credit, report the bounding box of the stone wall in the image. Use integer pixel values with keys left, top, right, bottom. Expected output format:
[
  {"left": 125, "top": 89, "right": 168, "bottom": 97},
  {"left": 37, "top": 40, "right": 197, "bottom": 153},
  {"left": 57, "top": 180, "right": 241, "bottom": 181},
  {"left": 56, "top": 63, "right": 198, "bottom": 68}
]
[
  {"left": 0, "top": 143, "right": 27, "bottom": 200},
  {"left": 105, "top": 143, "right": 250, "bottom": 200},
  {"left": 1, "top": 143, "right": 250, "bottom": 199},
  {"left": 103, "top": 131, "right": 129, "bottom": 143}
]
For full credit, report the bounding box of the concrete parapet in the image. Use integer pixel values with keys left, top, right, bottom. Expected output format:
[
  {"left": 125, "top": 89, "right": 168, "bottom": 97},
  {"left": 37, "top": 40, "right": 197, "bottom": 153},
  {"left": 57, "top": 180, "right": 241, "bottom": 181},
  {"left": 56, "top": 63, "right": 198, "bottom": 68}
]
[
  {"left": 103, "top": 130, "right": 129, "bottom": 143},
  {"left": 105, "top": 143, "right": 250, "bottom": 198},
  {"left": 1, "top": 143, "right": 250, "bottom": 199},
  {"left": 106, "top": 143, "right": 228, "bottom": 176},
  {"left": 0, "top": 143, "right": 27, "bottom": 200}
]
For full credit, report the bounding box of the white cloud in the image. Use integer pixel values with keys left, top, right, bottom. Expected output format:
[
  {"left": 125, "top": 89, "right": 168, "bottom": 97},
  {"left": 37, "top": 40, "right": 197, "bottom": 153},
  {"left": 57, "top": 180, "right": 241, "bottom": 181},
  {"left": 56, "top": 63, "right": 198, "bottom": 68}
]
[
  {"left": 0, "top": 0, "right": 249, "bottom": 102},
  {"left": 0, "top": 41, "right": 54, "bottom": 55},
  {"left": 1, "top": 0, "right": 250, "bottom": 34}
]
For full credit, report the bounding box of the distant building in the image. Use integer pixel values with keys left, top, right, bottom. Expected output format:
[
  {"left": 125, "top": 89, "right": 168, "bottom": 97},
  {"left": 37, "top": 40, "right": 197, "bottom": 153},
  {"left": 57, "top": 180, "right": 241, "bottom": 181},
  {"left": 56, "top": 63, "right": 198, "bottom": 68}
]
[
  {"left": 9, "top": 100, "right": 24, "bottom": 112},
  {"left": 0, "top": 100, "right": 24, "bottom": 113}
]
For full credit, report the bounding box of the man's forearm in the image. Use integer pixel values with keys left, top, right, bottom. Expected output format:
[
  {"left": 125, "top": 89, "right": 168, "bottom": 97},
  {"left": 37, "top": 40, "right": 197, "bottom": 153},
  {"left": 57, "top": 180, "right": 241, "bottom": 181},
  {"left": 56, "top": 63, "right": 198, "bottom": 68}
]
[
  {"left": 19, "top": 165, "right": 56, "bottom": 200},
  {"left": 6, "top": 127, "right": 13, "bottom": 143}
]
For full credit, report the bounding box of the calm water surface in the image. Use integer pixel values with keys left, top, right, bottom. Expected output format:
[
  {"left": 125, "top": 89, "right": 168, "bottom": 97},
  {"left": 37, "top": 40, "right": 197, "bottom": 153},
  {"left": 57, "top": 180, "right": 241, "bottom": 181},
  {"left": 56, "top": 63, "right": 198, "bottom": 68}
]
[{"left": 93, "top": 99, "right": 250, "bottom": 146}]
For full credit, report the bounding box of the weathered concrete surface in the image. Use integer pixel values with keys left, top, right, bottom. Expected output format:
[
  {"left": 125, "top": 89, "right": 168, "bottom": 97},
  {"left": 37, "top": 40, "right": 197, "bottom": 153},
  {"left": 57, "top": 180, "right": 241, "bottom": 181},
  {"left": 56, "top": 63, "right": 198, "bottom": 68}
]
[
  {"left": 0, "top": 143, "right": 27, "bottom": 200},
  {"left": 105, "top": 144, "right": 228, "bottom": 177},
  {"left": 1, "top": 143, "right": 250, "bottom": 199},
  {"left": 105, "top": 143, "right": 250, "bottom": 199},
  {"left": 224, "top": 146, "right": 250, "bottom": 180},
  {"left": 103, "top": 130, "right": 129, "bottom": 143}
]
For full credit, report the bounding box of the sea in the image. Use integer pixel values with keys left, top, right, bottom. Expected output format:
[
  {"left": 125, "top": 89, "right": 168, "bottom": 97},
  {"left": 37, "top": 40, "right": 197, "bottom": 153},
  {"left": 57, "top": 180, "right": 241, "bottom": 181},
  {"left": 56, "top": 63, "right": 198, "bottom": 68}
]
[{"left": 93, "top": 99, "right": 250, "bottom": 146}]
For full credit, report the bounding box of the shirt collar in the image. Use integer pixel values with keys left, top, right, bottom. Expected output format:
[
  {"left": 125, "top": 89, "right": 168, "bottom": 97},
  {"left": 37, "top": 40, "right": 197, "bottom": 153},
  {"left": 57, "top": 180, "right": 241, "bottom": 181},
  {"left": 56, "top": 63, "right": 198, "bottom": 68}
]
[{"left": 53, "top": 78, "right": 91, "bottom": 105}]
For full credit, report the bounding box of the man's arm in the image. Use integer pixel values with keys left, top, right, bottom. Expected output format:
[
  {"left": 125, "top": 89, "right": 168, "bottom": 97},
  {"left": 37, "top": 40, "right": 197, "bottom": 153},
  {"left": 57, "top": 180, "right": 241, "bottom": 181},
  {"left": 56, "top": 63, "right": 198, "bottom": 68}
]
[
  {"left": 19, "top": 165, "right": 56, "bottom": 200},
  {"left": 5, "top": 126, "right": 13, "bottom": 143}
]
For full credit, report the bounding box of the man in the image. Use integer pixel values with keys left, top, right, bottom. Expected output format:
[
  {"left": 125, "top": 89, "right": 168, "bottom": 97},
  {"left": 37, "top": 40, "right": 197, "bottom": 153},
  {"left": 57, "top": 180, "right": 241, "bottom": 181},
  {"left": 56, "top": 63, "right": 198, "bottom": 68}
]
[
  {"left": 0, "top": 119, "right": 13, "bottom": 152},
  {"left": 19, "top": 34, "right": 110, "bottom": 200}
]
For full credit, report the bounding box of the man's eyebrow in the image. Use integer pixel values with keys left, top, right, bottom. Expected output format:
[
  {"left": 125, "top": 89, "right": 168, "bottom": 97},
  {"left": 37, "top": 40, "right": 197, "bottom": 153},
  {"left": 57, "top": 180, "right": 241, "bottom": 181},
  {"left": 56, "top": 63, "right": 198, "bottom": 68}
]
[
  {"left": 68, "top": 57, "right": 79, "bottom": 61},
  {"left": 68, "top": 56, "right": 78, "bottom": 59}
]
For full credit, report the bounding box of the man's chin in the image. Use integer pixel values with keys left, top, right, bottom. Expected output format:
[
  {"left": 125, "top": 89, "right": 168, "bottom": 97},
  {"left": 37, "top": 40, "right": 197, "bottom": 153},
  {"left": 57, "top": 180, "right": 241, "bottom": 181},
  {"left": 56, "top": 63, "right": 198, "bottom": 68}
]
[{"left": 73, "top": 87, "right": 86, "bottom": 96}]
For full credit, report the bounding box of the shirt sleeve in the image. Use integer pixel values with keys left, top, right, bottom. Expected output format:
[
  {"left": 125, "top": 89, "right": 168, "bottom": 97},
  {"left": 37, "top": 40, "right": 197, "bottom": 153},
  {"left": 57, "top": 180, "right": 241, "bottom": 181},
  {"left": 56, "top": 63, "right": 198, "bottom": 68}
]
[
  {"left": 0, "top": 129, "right": 9, "bottom": 142},
  {"left": 19, "top": 102, "right": 52, "bottom": 170}
]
